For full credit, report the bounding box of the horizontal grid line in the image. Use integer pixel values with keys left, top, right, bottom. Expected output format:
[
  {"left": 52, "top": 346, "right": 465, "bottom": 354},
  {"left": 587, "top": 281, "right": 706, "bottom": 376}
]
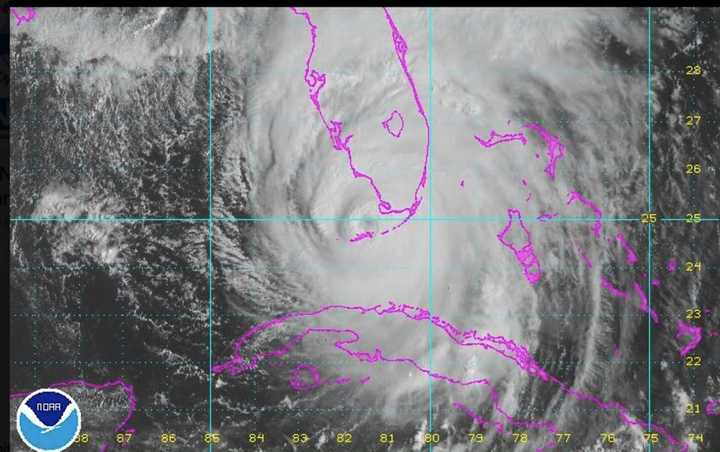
[
  {"left": 661, "top": 217, "right": 720, "bottom": 221},
  {"left": 9, "top": 216, "right": 720, "bottom": 223},
  {"left": 12, "top": 360, "right": 716, "bottom": 367},
  {"left": 10, "top": 10, "right": 719, "bottom": 447},
  {"left": 10, "top": 312, "right": 666, "bottom": 319},
  {"left": 9, "top": 261, "right": 653, "bottom": 271},
  {"left": 12, "top": 360, "right": 204, "bottom": 365},
  {"left": 14, "top": 404, "right": 681, "bottom": 415},
  {"left": 6, "top": 216, "right": 644, "bottom": 222},
  {"left": 7, "top": 263, "right": 710, "bottom": 278},
  {"left": 12, "top": 65, "right": 694, "bottom": 79}
]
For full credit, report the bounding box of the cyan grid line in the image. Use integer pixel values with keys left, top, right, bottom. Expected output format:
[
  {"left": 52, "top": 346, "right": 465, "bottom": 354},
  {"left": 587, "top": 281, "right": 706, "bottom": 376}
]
[
  {"left": 9, "top": 8, "right": 720, "bottom": 450},
  {"left": 77, "top": 307, "right": 83, "bottom": 382},
  {"left": 646, "top": 8, "right": 653, "bottom": 448},
  {"left": 427, "top": 8, "right": 435, "bottom": 443},
  {"left": 12, "top": 313, "right": 196, "bottom": 318},
  {"left": 22, "top": 62, "right": 692, "bottom": 78},
  {"left": 206, "top": 6, "right": 216, "bottom": 449},
  {"left": 13, "top": 264, "right": 208, "bottom": 271},
  {"left": 30, "top": 45, "right": 42, "bottom": 212},
  {"left": 205, "top": 356, "right": 717, "bottom": 367},
  {"left": 12, "top": 360, "right": 206, "bottom": 366},
  {"left": 10, "top": 261, "right": 661, "bottom": 274},
  {"left": 32, "top": 285, "right": 39, "bottom": 387},
  {"left": 49, "top": 404, "right": 679, "bottom": 413},
  {"left": 14, "top": 358, "right": 715, "bottom": 367},
  {"left": 9, "top": 216, "right": 652, "bottom": 222},
  {"left": 101, "top": 404, "right": 691, "bottom": 414},
  {"left": 9, "top": 311, "right": 671, "bottom": 319},
  {"left": 12, "top": 358, "right": 717, "bottom": 368},
  {"left": 661, "top": 217, "right": 720, "bottom": 221}
]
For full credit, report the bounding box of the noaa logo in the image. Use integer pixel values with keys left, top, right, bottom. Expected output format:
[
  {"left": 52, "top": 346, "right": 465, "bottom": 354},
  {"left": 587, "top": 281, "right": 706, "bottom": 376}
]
[{"left": 16, "top": 388, "right": 82, "bottom": 452}]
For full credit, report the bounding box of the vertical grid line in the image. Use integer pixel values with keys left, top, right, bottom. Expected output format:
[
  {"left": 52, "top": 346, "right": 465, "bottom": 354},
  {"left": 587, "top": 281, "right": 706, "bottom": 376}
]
[
  {"left": 647, "top": 223, "right": 653, "bottom": 430},
  {"left": 32, "top": 287, "right": 38, "bottom": 387},
  {"left": 206, "top": 7, "right": 215, "bottom": 450},
  {"left": 426, "top": 7, "right": 434, "bottom": 445},
  {"left": 646, "top": 7, "right": 653, "bottom": 450},
  {"left": 647, "top": 7, "right": 653, "bottom": 211}
]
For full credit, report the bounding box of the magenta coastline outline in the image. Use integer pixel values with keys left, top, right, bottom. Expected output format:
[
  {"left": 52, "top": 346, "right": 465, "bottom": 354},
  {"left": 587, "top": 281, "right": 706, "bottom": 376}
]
[
  {"left": 496, "top": 209, "right": 542, "bottom": 285},
  {"left": 11, "top": 7, "right": 36, "bottom": 26},
  {"left": 615, "top": 232, "right": 639, "bottom": 265},
  {"left": 522, "top": 123, "right": 566, "bottom": 180},
  {"left": 382, "top": 110, "right": 405, "bottom": 138},
  {"left": 290, "top": 7, "right": 430, "bottom": 242},
  {"left": 288, "top": 363, "right": 360, "bottom": 391},
  {"left": 566, "top": 190, "right": 603, "bottom": 237},
  {"left": 474, "top": 129, "right": 528, "bottom": 148},
  {"left": 675, "top": 320, "right": 702, "bottom": 357},
  {"left": 706, "top": 400, "right": 720, "bottom": 416},
  {"left": 10, "top": 379, "right": 137, "bottom": 451},
  {"left": 474, "top": 125, "right": 565, "bottom": 181},
  {"left": 212, "top": 301, "right": 691, "bottom": 451}
]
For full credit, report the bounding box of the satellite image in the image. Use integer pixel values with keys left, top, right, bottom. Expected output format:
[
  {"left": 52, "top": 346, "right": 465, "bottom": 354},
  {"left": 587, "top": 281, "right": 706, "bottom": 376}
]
[{"left": 8, "top": 6, "right": 720, "bottom": 451}]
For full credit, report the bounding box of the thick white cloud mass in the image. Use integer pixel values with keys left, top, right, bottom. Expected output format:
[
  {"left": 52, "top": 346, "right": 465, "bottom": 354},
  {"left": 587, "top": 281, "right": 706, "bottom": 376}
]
[{"left": 10, "top": 7, "right": 719, "bottom": 451}]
